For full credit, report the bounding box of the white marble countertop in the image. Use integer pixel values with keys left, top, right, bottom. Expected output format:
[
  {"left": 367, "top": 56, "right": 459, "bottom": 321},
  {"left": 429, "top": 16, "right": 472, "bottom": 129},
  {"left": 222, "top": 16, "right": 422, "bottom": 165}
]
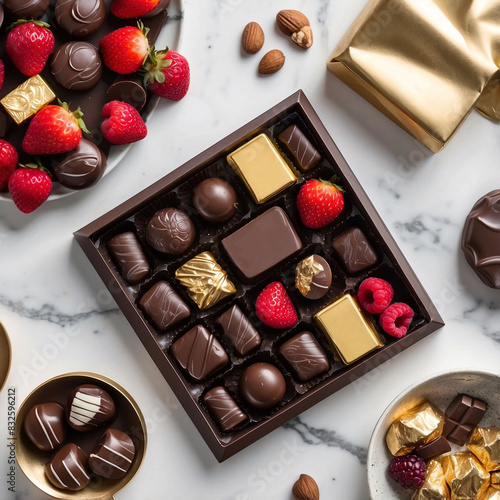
[{"left": 1, "top": 1, "right": 500, "bottom": 499}]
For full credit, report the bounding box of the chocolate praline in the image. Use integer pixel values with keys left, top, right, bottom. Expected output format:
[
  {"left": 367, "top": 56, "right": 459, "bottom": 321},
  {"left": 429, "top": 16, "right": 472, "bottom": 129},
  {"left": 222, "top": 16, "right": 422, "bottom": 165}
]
[
  {"left": 4, "top": 0, "right": 49, "bottom": 20},
  {"left": 106, "top": 75, "right": 147, "bottom": 112},
  {"left": 50, "top": 42, "right": 102, "bottom": 91},
  {"left": 146, "top": 207, "right": 196, "bottom": 255},
  {"left": 54, "top": 0, "right": 106, "bottom": 37},
  {"left": 24, "top": 402, "right": 67, "bottom": 451},
  {"left": 295, "top": 254, "right": 332, "bottom": 300},
  {"left": 52, "top": 138, "right": 107, "bottom": 190},
  {"left": 46, "top": 443, "right": 90, "bottom": 491},
  {"left": 193, "top": 178, "right": 238, "bottom": 222},
  {"left": 239, "top": 362, "right": 286, "bottom": 410}
]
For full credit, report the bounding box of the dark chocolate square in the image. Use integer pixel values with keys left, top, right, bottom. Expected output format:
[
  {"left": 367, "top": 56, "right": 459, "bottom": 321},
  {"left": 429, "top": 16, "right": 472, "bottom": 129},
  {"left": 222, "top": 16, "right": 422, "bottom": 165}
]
[
  {"left": 331, "top": 227, "right": 377, "bottom": 274},
  {"left": 216, "top": 305, "right": 261, "bottom": 356},
  {"left": 278, "top": 124, "right": 321, "bottom": 171},
  {"left": 203, "top": 386, "right": 247, "bottom": 432}
]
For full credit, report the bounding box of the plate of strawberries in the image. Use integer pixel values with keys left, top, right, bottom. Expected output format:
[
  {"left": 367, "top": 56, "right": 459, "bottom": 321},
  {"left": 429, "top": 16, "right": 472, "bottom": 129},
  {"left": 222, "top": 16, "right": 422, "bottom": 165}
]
[{"left": 0, "top": 0, "right": 188, "bottom": 213}]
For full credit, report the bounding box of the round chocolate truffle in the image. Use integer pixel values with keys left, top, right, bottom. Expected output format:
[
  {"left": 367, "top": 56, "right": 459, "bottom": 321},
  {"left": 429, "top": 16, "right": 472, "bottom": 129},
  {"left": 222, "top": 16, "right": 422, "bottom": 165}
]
[
  {"left": 24, "top": 402, "right": 67, "bottom": 451},
  {"left": 295, "top": 254, "right": 332, "bottom": 300},
  {"left": 107, "top": 75, "right": 147, "bottom": 112},
  {"left": 50, "top": 41, "right": 102, "bottom": 91},
  {"left": 46, "top": 443, "right": 90, "bottom": 491},
  {"left": 54, "top": 0, "right": 106, "bottom": 37},
  {"left": 462, "top": 189, "right": 500, "bottom": 289},
  {"left": 146, "top": 207, "right": 196, "bottom": 255},
  {"left": 240, "top": 362, "right": 286, "bottom": 410},
  {"left": 193, "top": 178, "right": 238, "bottom": 222},
  {"left": 66, "top": 384, "right": 116, "bottom": 432},
  {"left": 52, "top": 138, "right": 107, "bottom": 190},
  {"left": 4, "top": 0, "right": 49, "bottom": 20}
]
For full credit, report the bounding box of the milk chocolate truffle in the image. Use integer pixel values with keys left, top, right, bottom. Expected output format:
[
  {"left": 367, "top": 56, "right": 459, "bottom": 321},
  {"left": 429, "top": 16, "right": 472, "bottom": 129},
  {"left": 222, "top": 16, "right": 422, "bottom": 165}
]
[
  {"left": 240, "top": 362, "right": 286, "bottom": 410},
  {"left": 24, "top": 402, "right": 67, "bottom": 451},
  {"left": 46, "top": 443, "right": 90, "bottom": 491},
  {"left": 66, "top": 384, "right": 116, "bottom": 431},
  {"left": 107, "top": 75, "right": 147, "bottom": 112},
  {"left": 52, "top": 138, "right": 107, "bottom": 190},
  {"left": 146, "top": 207, "right": 196, "bottom": 255},
  {"left": 54, "top": 0, "right": 106, "bottom": 37},
  {"left": 89, "top": 428, "right": 135, "bottom": 480},
  {"left": 50, "top": 42, "right": 102, "bottom": 91},
  {"left": 462, "top": 190, "right": 500, "bottom": 288},
  {"left": 295, "top": 255, "right": 332, "bottom": 300},
  {"left": 4, "top": 0, "right": 49, "bottom": 20},
  {"left": 193, "top": 178, "right": 238, "bottom": 222}
]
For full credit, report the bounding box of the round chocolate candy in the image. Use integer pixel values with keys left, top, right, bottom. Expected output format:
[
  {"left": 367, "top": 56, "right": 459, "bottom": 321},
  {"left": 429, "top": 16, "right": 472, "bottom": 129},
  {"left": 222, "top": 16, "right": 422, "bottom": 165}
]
[
  {"left": 146, "top": 207, "right": 196, "bottom": 255},
  {"left": 24, "top": 402, "right": 67, "bottom": 451},
  {"left": 54, "top": 0, "right": 106, "bottom": 37},
  {"left": 106, "top": 75, "right": 147, "bottom": 112},
  {"left": 295, "top": 254, "right": 332, "bottom": 300},
  {"left": 66, "top": 384, "right": 116, "bottom": 431},
  {"left": 52, "top": 138, "right": 107, "bottom": 190},
  {"left": 193, "top": 178, "right": 238, "bottom": 222},
  {"left": 50, "top": 41, "right": 102, "bottom": 91},
  {"left": 462, "top": 190, "right": 500, "bottom": 289},
  {"left": 46, "top": 443, "right": 90, "bottom": 491},
  {"left": 4, "top": 0, "right": 49, "bottom": 20},
  {"left": 240, "top": 362, "right": 286, "bottom": 410},
  {"left": 89, "top": 428, "right": 136, "bottom": 480}
]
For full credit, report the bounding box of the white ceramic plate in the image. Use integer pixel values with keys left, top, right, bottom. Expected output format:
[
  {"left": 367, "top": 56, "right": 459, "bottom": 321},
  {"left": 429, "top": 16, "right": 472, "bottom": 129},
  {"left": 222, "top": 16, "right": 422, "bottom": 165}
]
[
  {"left": 367, "top": 369, "right": 500, "bottom": 500},
  {"left": 0, "top": 0, "right": 184, "bottom": 202}
]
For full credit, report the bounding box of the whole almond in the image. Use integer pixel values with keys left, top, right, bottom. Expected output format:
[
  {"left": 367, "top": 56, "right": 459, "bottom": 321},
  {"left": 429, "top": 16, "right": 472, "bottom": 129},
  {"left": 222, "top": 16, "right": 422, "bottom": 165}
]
[
  {"left": 276, "top": 9, "right": 310, "bottom": 36},
  {"left": 292, "top": 25, "right": 313, "bottom": 49},
  {"left": 292, "top": 474, "right": 320, "bottom": 500},
  {"left": 242, "top": 22, "right": 265, "bottom": 54},
  {"left": 258, "top": 49, "right": 285, "bottom": 74}
]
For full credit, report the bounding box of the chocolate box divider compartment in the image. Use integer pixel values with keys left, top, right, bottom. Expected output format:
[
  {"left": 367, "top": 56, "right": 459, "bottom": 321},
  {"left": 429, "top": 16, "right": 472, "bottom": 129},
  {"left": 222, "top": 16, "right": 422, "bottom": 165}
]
[{"left": 74, "top": 90, "right": 444, "bottom": 462}]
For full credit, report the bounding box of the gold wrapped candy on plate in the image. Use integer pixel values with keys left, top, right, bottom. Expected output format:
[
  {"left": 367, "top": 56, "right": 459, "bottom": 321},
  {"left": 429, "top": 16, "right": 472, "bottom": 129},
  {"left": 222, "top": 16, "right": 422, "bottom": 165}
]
[
  {"left": 411, "top": 460, "right": 450, "bottom": 500},
  {"left": 468, "top": 427, "right": 500, "bottom": 472},
  {"left": 482, "top": 486, "right": 500, "bottom": 500}
]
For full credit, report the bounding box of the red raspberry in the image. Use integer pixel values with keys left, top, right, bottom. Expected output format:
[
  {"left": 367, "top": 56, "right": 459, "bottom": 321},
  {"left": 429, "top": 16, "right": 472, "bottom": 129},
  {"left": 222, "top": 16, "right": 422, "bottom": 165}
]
[
  {"left": 388, "top": 454, "right": 426, "bottom": 489},
  {"left": 357, "top": 278, "right": 394, "bottom": 314},
  {"left": 379, "top": 302, "right": 414, "bottom": 338}
]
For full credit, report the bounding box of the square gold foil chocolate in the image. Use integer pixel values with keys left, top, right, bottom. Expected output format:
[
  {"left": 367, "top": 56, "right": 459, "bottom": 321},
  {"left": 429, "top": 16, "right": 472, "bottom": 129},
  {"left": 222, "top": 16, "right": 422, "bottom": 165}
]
[
  {"left": 313, "top": 294, "right": 383, "bottom": 365},
  {"left": 0, "top": 75, "right": 56, "bottom": 125},
  {"left": 227, "top": 133, "right": 296, "bottom": 204},
  {"left": 175, "top": 251, "right": 236, "bottom": 310}
]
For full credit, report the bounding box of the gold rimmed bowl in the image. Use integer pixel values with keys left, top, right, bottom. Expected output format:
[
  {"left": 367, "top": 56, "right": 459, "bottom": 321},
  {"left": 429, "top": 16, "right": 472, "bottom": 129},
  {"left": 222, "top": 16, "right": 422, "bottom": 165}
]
[
  {"left": 15, "top": 372, "right": 147, "bottom": 500},
  {"left": 0, "top": 322, "right": 12, "bottom": 392}
]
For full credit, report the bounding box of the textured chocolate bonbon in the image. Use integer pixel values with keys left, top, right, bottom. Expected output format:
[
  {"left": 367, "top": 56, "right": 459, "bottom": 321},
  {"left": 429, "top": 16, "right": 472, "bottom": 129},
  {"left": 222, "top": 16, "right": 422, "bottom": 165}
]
[
  {"left": 278, "top": 124, "right": 321, "bottom": 171},
  {"left": 107, "top": 232, "right": 150, "bottom": 285},
  {"left": 203, "top": 386, "right": 247, "bottom": 432},
  {"left": 23, "top": 402, "right": 67, "bottom": 451},
  {"left": 45, "top": 443, "right": 91, "bottom": 491},
  {"left": 216, "top": 305, "right": 261, "bottom": 356},
  {"left": 54, "top": 0, "right": 106, "bottom": 37},
  {"left": 332, "top": 227, "right": 378, "bottom": 274}
]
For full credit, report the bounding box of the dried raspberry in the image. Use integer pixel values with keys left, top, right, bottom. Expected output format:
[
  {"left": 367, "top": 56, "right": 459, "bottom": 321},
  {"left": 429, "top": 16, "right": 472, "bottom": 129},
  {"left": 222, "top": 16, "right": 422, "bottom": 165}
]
[
  {"left": 357, "top": 278, "right": 394, "bottom": 314},
  {"left": 388, "top": 454, "right": 426, "bottom": 489},
  {"left": 379, "top": 302, "right": 414, "bottom": 338}
]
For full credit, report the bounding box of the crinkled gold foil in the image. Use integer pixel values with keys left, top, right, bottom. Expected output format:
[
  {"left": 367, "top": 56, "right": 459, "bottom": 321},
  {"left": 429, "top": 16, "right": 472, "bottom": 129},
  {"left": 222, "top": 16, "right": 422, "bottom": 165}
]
[
  {"left": 442, "top": 452, "right": 490, "bottom": 500},
  {"left": 412, "top": 460, "right": 450, "bottom": 500},
  {"left": 467, "top": 427, "right": 500, "bottom": 472},
  {"left": 327, "top": 0, "right": 500, "bottom": 152},
  {"left": 481, "top": 486, "right": 500, "bottom": 500},
  {"left": 386, "top": 401, "right": 444, "bottom": 456},
  {"left": 491, "top": 472, "right": 500, "bottom": 485},
  {"left": 295, "top": 255, "right": 324, "bottom": 296},
  {"left": 175, "top": 252, "right": 236, "bottom": 310},
  {"left": 476, "top": 79, "right": 500, "bottom": 122}
]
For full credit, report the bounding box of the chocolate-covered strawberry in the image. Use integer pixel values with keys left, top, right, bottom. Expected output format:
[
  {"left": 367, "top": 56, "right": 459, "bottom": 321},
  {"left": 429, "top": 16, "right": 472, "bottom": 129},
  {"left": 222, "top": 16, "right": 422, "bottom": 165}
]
[{"left": 111, "top": 0, "right": 160, "bottom": 18}]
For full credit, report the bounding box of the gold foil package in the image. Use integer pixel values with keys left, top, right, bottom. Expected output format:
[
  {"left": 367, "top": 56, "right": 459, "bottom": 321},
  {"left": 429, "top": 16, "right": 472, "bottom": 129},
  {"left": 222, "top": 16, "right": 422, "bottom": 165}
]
[
  {"left": 467, "top": 427, "right": 500, "bottom": 472},
  {"left": 411, "top": 460, "right": 450, "bottom": 500},
  {"left": 482, "top": 486, "right": 500, "bottom": 500},
  {"left": 386, "top": 401, "right": 445, "bottom": 456}
]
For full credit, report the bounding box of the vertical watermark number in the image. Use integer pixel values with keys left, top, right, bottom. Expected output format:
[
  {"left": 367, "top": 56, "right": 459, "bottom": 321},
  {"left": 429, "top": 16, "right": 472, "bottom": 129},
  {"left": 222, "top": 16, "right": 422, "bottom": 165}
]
[{"left": 6, "top": 388, "right": 16, "bottom": 494}]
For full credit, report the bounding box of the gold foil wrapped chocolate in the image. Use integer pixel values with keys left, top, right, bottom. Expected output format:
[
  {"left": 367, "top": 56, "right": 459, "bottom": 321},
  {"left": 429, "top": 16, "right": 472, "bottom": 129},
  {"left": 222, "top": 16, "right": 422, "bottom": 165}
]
[
  {"left": 295, "top": 255, "right": 324, "bottom": 296},
  {"left": 327, "top": 0, "right": 500, "bottom": 152},
  {"left": 412, "top": 460, "right": 450, "bottom": 500},
  {"left": 386, "top": 401, "right": 444, "bottom": 456},
  {"left": 467, "top": 427, "right": 500, "bottom": 472},
  {"left": 442, "top": 452, "right": 490, "bottom": 500},
  {"left": 491, "top": 472, "right": 500, "bottom": 485},
  {"left": 175, "top": 251, "right": 236, "bottom": 310},
  {"left": 481, "top": 486, "right": 500, "bottom": 500}
]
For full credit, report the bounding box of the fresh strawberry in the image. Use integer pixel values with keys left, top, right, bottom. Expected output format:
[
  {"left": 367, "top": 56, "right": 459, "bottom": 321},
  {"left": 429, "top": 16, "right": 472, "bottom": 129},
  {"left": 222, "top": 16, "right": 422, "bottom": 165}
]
[
  {"left": 111, "top": 0, "right": 160, "bottom": 18},
  {"left": 22, "top": 103, "right": 87, "bottom": 155},
  {"left": 99, "top": 22, "right": 150, "bottom": 74},
  {"left": 0, "top": 140, "right": 19, "bottom": 191},
  {"left": 6, "top": 20, "right": 55, "bottom": 77},
  {"left": 8, "top": 164, "right": 52, "bottom": 214},
  {"left": 142, "top": 48, "right": 190, "bottom": 101},
  {"left": 255, "top": 282, "right": 298, "bottom": 329},
  {"left": 296, "top": 176, "right": 345, "bottom": 229},
  {"left": 0, "top": 59, "right": 4, "bottom": 91},
  {"left": 101, "top": 100, "right": 147, "bottom": 145}
]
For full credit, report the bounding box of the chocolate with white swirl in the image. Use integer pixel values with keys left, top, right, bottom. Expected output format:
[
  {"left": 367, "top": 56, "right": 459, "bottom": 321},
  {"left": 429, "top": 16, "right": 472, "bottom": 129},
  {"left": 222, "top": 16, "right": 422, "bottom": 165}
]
[
  {"left": 278, "top": 124, "right": 321, "bottom": 171},
  {"left": 50, "top": 42, "right": 102, "bottom": 91},
  {"left": 203, "top": 386, "right": 247, "bottom": 432},
  {"left": 4, "top": 0, "right": 49, "bottom": 20},
  {"left": 24, "top": 402, "right": 67, "bottom": 451},
  {"left": 46, "top": 443, "right": 91, "bottom": 491},
  {"left": 146, "top": 207, "right": 196, "bottom": 255},
  {"left": 54, "top": 0, "right": 106, "bottom": 37},
  {"left": 107, "top": 232, "right": 150, "bottom": 285},
  {"left": 216, "top": 305, "right": 261, "bottom": 356}
]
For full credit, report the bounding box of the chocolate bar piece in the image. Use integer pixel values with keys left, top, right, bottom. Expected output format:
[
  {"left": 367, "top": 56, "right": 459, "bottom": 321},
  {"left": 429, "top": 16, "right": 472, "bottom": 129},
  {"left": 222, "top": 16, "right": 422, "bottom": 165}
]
[
  {"left": 332, "top": 227, "right": 378, "bottom": 274},
  {"left": 107, "top": 232, "right": 150, "bottom": 285},
  {"left": 215, "top": 305, "right": 261, "bottom": 356},
  {"left": 278, "top": 124, "right": 321, "bottom": 171},
  {"left": 171, "top": 325, "right": 229, "bottom": 382},
  {"left": 203, "top": 386, "right": 247, "bottom": 432},
  {"left": 414, "top": 435, "right": 451, "bottom": 461},
  {"left": 227, "top": 133, "right": 296, "bottom": 204},
  {"left": 222, "top": 206, "right": 302, "bottom": 283},
  {"left": 139, "top": 281, "right": 190, "bottom": 330},
  {"left": 443, "top": 393, "right": 487, "bottom": 445},
  {"left": 279, "top": 331, "right": 330, "bottom": 382}
]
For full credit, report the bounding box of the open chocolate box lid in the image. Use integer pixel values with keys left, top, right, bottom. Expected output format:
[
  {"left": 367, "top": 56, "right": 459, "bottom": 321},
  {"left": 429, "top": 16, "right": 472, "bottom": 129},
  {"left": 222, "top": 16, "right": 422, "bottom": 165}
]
[{"left": 74, "top": 90, "right": 444, "bottom": 462}]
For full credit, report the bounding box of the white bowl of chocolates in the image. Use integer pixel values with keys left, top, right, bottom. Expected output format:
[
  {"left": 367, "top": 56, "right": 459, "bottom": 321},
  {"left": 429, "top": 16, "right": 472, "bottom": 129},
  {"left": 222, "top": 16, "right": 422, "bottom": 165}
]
[{"left": 367, "top": 369, "right": 500, "bottom": 500}]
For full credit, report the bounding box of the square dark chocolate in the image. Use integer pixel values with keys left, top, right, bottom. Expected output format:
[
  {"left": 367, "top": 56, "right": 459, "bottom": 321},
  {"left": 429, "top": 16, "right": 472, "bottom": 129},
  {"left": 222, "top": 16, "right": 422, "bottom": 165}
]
[
  {"left": 203, "top": 386, "right": 247, "bottom": 432},
  {"left": 216, "top": 305, "right": 261, "bottom": 356},
  {"left": 332, "top": 227, "right": 378, "bottom": 274},
  {"left": 278, "top": 124, "right": 321, "bottom": 171}
]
